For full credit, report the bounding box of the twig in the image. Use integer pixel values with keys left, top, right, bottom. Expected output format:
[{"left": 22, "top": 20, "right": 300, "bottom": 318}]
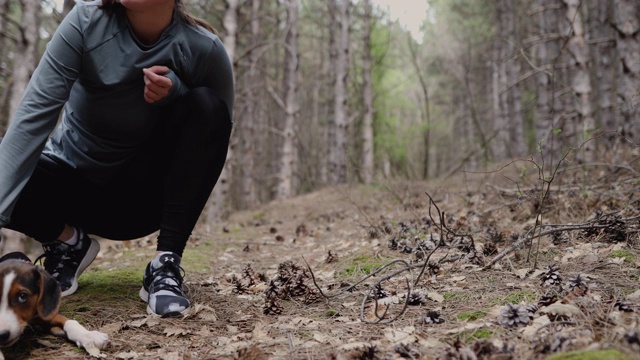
[{"left": 482, "top": 214, "right": 640, "bottom": 270}]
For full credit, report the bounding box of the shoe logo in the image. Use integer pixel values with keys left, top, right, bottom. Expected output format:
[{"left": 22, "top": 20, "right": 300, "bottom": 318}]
[{"left": 164, "top": 257, "right": 174, "bottom": 263}]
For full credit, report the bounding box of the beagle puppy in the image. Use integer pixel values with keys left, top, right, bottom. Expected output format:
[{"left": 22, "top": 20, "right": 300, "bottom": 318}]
[{"left": 0, "top": 252, "right": 108, "bottom": 359}]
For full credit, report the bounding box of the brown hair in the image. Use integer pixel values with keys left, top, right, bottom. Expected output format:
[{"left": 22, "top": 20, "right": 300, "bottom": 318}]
[{"left": 98, "top": 0, "right": 217, "bottom": 34}]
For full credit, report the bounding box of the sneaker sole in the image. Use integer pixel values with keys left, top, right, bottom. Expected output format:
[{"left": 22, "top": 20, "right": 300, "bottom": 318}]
[
  {"left": 61, "top": 238, "right": 100, "bottom": 297},
  {"left": 139, "top": 286, "right": 189, "bottom": 318}
]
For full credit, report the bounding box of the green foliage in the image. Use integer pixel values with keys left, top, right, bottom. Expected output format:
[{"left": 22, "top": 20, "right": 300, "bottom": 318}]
[
  {"left": 456, "top": 310, "right": 486, "bottom": 321},
  {"left": 609, "top": 249, "right": 635, "bottom": 262},
  {"left": 339, "top": 254, "right": 392, "bottom": 277},
  {"left": 471, "top": 329, "right": 492, "bottom": 340},
  {"left": 491, "top": 290, "right": 536, "bottom": 305}
]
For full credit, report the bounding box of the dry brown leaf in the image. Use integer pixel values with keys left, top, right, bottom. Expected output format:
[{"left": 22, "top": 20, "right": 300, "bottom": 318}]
[
  {"left": 163, "top": 326, "right": 191, "bottom": 337},
  {"left": 115, "top": 351, "right": 139, "bottom": 359}
]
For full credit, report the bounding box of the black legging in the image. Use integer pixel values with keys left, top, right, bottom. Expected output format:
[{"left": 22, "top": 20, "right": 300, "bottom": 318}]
[{"left": 4, "top": 87, "right": 232, "bottom": 256}]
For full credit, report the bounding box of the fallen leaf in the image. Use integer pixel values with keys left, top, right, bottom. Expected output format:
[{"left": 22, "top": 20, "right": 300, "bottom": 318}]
[
  {"left": 163, "top": 326, "right": 190, "bottom": 337},
  {"left": 427, "top": 292, "right": 444, "bottom": 303},
  {"left": 115, "top": 351, "right": 139, "bottom": 359},
  {"left": 521, "top": 315, "right": 551, "bottom": 340},
  {"left": 539, "top": 302, "right": 582, "bottom": 317},
  {"left": 129, "top": 318, "right": 147, "bottom": 328}
]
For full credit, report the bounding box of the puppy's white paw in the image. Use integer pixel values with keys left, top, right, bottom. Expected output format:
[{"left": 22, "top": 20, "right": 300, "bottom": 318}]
[
  {"left": 79, "top": 330, "right": 109, "bottom": 350},
  {"left": 64, "top": 320, "right": 109, "bottom": 356}
]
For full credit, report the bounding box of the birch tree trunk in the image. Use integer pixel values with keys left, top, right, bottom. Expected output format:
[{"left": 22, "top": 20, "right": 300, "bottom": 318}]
[
  {"left": 612, "top": 0, "right": 640, "bottom": 142},
  {"left": 275, "top": 0, "right": 299, "bottom": 199},
  {"left": 206, "top": 0, "right": 238, "bottom": 224},
  {"left": 564, "top": 0, "right": 594, "bottom": 160},
  {"left": 361, "top": 0, "right": 374, "bottom": 184},
  {"left": 328, "top": 0, "right": 349, "bottom": 184}
]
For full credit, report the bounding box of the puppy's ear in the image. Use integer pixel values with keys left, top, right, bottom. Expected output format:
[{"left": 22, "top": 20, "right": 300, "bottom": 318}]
[{"left": 35, "top": 265, "right": 61, "bottom": 320}]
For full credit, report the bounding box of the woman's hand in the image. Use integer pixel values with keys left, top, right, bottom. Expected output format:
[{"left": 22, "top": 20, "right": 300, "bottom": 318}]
[{"left": 142, "top": 66, "right": 173, "bottom": 103}]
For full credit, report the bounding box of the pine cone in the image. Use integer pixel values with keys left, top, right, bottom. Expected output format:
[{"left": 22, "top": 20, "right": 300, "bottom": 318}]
[
  {"left": 483, "top": 242, "right": 498, "bottom": 256},
  {"left": 394, "top": 343, "right": 420, "bottom": 358},
  {"left": 428, "top": 261, "right": 441, "bottom": 276},
  {"left": 567, "top": 274, "right": 589, "bottom": 292},
  {"left": 525, "top": 303, "right": 538, "bottom": 319},
  {"left": 538, "top": 292, "right": 558, "bottom": 307},
  {"left": 624, "top": 330, "right": 640, "bottom": 350},
  {"left": 499, "top": 304, "right": 530, "bottom": 327},
  {"left": 263, "top": 299, "right": 283, "bottom": 315},
  {"left": 372, "top": 284, "right": 388, "bottom": 299},
  {"left": 388, "top": 237, "right": 398, "bottom": 250},
  {"left": 615, "top": 299, "right": 634, "bottom": 312},
  {"left": 398, "top": 240, "right": 413, "bottom": 254},
  {"left": 540, "top": 264, "right": 562, "bottom": 287},
  {"left": 423, "top": 310, "right": 444, "bottom": 324},
  {"left": 325, "top": 250, "right": 339, "bottom": 264},
  {"left": 407, "top": 290, "right": 427, "bottom": 306}
]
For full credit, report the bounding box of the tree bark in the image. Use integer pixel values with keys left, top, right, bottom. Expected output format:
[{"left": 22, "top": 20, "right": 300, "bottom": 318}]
[
  {"left": 2, "top": 0, "right": 42, "bottom": 255},
  {"left": 206, "top": 0, "right": 238, "bottom": 223},
  {"left": 492, "top": 0, "right": 509, "bottom": 161},
  {"left": 328, "top": 0, "right": 349, "bottom": 184},
  {"left": 564, "top": 0, "right": 595, "bottom": 160},
  {"left": 361, "top": 0, "right": 374, "bottom": 184},
  {"left": 587, "top": 0, "right": 617, "bottom": 142},
  {"left": 612, "top": 0, "right": 640, "bottom": 142},
  {"left": 275, "top": 0, "right": 300, "bottom": 199}
]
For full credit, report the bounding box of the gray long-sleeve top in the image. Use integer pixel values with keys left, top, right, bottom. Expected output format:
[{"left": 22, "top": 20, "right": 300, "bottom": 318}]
[{"left": 0, "top": 2, "right": 234, "bottom": 228}]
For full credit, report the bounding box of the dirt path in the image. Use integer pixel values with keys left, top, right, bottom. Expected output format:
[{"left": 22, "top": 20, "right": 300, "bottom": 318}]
[{"left": 6, "top": 170, "right": 640, "bottom": 359}]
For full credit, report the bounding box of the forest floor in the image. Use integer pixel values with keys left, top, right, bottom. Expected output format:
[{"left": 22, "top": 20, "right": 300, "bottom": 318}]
[{"left": 5, "top": 151, "right": 640, "bottom": 360}]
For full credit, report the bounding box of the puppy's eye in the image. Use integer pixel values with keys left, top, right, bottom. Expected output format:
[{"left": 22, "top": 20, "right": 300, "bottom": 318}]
[{"left": 17, "top": 292, "right": 29, "bottom": 304}]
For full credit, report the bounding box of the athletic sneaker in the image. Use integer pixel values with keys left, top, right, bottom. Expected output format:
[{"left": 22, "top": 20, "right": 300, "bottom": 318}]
[
  {"left": 37, "top": 228, "right": 100, "bottom": 297},
  {"left": 139, "top": 252, "right": 190, "bottom": 317}
]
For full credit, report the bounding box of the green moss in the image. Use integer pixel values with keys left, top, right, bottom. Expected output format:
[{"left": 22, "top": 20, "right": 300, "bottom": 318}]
[
  {"left": 339, "top": 255, "right": 393, "bottom": 277},
  {"left": 492, "top": 290, "right": 537, "bottom": 305},
  {"left": 609, "top": 250, "right": 635, "bottom": 262},
  {"left": 252, "top": 211, "right": 266, "bottom": 220},
  {"left": 545, "top": 349, "right": 632, "bottom": 360},
  {"left": 182, "top": 247, "right": 214, "bottom": 272},
  {"left": 443, "top": 292, "right": 471, "bottom": 302},
  {"left": 322, "top": 308, "right": 340, "bottom": 317},
  {"left": 471, "top": 329, "right": 492, "bottom": 340},
  {"left": 456, "top": 311, "right": 486, "bottom": 321}
]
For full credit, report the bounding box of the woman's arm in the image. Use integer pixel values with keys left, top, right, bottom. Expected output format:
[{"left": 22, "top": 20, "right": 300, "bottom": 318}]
[{"left": 0, "top": 5, "right": 86, "bottom": 226}]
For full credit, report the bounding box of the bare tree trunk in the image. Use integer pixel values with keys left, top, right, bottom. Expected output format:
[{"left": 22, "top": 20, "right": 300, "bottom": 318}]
[
  {"left": 492, "top": 0, "right": 508, "bottom": 161},
  {"left": 534, "top": 0, "right": 555, "bottom": 160},
  {"left": 587, "top": 0, "right": 617, "bottom": 143},
  {"left": 0, "top": 0, "right": 9, "bottom": 57},
  {"left": 505, "top": 0, "right": 526, "bottom": 157},
  {"left": 2, "top": 0, "right": 42, "bottom": 256},
  {"left": 206, "top": 0, "right": 238, "bottom": 224},
  {"left": 564, "top": 0, "right": 595, "bottom": 160},
  {"left": 275, "top": 0, "right": 299, "bottom": 199},
  {"left": 238, "top": 0, "right": 261, "bottom": 208},
  {"left": 613, "top": 0, "right": 640, "bottom": 143},
  {"left": 328, "top": 0, "right": 349, "bottom": 184},
  {"left": 361, "top": 0, "right": 374, "bottom": 184}
]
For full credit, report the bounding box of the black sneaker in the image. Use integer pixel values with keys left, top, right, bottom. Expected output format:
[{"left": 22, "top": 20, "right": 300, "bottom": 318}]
[
  {"left": 36, "top": 228, "right": 100, "bottom": 297},
  {"left": 139, "top": 252, "right": 190, "bottom": 317}
]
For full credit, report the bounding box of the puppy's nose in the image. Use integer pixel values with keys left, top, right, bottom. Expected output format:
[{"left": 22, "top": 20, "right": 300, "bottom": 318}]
[{"left": 0, "top": 330, "right": 10, "bottom": 343}]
